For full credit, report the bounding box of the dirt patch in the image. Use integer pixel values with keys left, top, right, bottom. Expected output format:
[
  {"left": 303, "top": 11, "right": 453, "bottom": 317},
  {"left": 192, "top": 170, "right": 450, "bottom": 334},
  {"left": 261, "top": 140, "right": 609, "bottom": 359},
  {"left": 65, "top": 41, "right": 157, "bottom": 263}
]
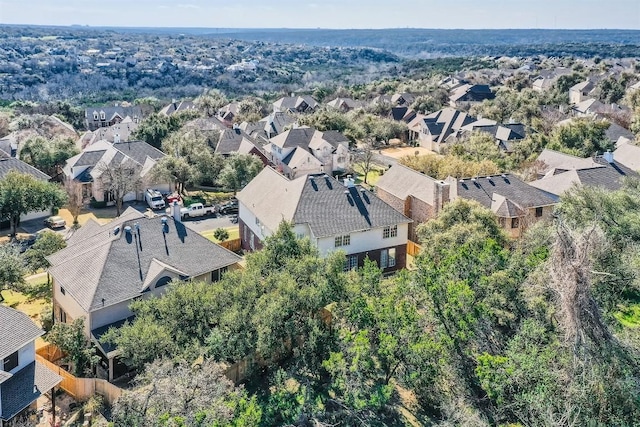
[{"left": 379, "top": 146, "right": 436, "bottom": 159}]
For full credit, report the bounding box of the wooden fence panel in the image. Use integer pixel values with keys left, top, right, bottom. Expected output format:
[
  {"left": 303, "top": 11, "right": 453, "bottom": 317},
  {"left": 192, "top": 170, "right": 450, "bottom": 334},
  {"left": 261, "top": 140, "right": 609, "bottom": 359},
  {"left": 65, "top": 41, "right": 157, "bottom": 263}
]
[
  {"left": 35, "top": 354, "right": 123, "bottom": 405},
  {"left": 220, "top": 238, "right": 241, "bottom": 252},
  {"left": 407, "top": 241, "right": 422, "bottom": 257}
]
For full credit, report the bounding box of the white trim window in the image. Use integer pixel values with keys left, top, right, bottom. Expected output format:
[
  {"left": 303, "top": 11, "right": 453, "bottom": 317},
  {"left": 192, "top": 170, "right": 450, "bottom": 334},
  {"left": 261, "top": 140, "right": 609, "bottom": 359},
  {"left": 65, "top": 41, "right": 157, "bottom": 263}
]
[
  {"left": 383, "top": 225, "right": 398, "bottom": 239},
  {"left": 380, "top": 248, "right": 396, "bottom": 269},
  {"left": 343, "top": 255, "right": 358, "bottom": 271},
  {"left": 335, "top": 234, "right": 351, "bottom": 247}
]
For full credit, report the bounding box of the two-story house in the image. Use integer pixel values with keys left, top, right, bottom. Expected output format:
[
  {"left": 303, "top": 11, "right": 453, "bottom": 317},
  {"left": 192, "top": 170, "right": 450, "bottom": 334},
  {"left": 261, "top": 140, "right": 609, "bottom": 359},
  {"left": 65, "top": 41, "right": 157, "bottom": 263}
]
[
  {"left": 47, "top": 207, "right": 242, "bottom": 381},
  {"left": 63, "top": 140, "right": 169, "bottom": 204},
  {"left": 376, "top": 164, "right": 556, "bottom": 239},
  {"left": 84, "top": 105, "right": 142, "bottom": 131},
  {"left": 237, "top": 167, "right": 411, "bottom": 272},
  {"left": 265, "top": 127, "right": 351, "bottom": 177},
  {"left": 408, "top": 107, "right": 475, "bottom": 152},
  {"left": 449, "top": 84, "right": 495, "bottom": 108},
  {"left": 530, "top": 149, "right": 639, "bottom": 199},
  {"left": 1, "top": 306, "right": 62, "bottom": 425},
  {"left": 272, "top": 95, "right": 318, "bottom": 114}
]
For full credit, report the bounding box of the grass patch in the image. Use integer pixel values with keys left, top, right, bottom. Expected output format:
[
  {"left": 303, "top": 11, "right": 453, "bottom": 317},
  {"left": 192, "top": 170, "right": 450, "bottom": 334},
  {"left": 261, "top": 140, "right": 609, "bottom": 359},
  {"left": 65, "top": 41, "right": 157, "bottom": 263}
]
[
  {"left": 354, "top": 168, "right": 383, "bottom": 186},
  {"left": 614, "top": 304, "right": 640, "bottom": 328},
  {"left": 201, "top": 226, "right": 240, "bottom": 243}
]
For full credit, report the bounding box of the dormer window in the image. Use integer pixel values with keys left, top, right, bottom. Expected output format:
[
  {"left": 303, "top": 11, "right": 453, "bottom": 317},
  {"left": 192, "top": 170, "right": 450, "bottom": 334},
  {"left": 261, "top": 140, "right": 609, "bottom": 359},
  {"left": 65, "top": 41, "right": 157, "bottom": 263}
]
[
  {"left": 100, "top": 111, "right": 106, "bottom": 120},
  {"left": 93, "top": 111, "right": 99, "bottom": 120}
]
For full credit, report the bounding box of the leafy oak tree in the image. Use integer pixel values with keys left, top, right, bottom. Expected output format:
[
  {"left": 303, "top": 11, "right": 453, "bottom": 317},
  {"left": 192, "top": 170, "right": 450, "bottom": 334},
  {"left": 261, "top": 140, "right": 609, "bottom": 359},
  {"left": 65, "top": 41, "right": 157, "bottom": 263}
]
[{"left": 0, "top": 170, "right": 67, "bottom": 236}]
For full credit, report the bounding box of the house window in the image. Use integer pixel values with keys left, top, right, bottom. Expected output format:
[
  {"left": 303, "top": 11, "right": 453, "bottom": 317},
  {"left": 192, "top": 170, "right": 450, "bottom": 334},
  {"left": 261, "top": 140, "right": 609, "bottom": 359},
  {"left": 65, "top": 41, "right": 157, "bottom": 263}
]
[
  {"left": 60, "top": 286, "right": 66, "bottom": 295},
  {"left": 93, "top": 112, "right": 98, "bottom": 120},
  {"left": 255, "top": 217, "right": 261, "bottom": 226},
  {"left": 243, "top": 224, "right": 248, "bottom": 244},
  {"left": 383, "top": 225, "right": 398, "bottom": 239},
  {"left": 343, "top": 255, "right": 358, "bottom": 271},
  {"left": 337, "top": 156, "right": 346, "bottom": 163},
  {"left": 100, "top": 111, "right": 106, "bottom": 120},
  {"left": 335, "top": 234, "right": 351, "bottom": 247},
  {"left": 59, "top": 308, "right": 67, "bottom": 323},
  {"left": 211, "top": 266, "right": 228, "bottom": 282},
  {"left": 3, "top": 351, "right": 18, "bottom": 372},
  {"left": 380, "top": 248, "right": 397, "bottom": 269},
  {"left": 511, "top": 217, "right": 520, "bottom": 229},
  {"left": 535, "top": 207, "right": 543, "bottom": 217},
  {"left": 250, "top": 232, "right": 255, "bottom": 250}
]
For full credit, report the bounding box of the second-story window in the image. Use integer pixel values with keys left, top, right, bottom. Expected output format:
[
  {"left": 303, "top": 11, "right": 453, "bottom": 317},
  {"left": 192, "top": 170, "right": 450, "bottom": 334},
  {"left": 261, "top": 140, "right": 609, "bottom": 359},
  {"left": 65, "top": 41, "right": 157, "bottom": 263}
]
[
  {"left": 511, "top": 217, "right": 520, "bottom": 229},
  {"left": 335, "top": 234, "right": 351, "bottom": 247},
  {"left": 535, "top": 207, "right": 543, "bottom": 217},
  {"left": 3, "top": 351, "right": 18, "bottom": 372},
  {"left": 100, "top": 111, "right": 106, "bottom": 120},
  {"left": 383, "top": 225, "right": 398, "bottom": 239}
]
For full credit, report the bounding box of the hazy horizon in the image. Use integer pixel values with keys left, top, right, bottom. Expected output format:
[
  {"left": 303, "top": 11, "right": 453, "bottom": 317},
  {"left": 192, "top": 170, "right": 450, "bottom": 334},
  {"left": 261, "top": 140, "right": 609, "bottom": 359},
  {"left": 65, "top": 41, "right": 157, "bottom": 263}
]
[{"left": 1, "top": 0, "right": 639, "bottom": 30}]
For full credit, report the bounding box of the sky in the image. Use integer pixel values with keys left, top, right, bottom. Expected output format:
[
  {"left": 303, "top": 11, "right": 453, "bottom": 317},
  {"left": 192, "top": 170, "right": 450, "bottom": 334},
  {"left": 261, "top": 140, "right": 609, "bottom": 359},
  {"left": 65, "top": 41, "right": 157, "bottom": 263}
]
[{"left": 1, "top": 0, "right": 639, "bottom": 30}]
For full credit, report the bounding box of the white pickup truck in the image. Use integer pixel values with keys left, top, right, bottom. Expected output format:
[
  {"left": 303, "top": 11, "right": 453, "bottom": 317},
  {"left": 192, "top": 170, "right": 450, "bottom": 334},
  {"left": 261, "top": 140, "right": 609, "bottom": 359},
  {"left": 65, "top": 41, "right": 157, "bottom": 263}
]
[{"left": 180, "top": 203, "right": 216, "bottom": 219}]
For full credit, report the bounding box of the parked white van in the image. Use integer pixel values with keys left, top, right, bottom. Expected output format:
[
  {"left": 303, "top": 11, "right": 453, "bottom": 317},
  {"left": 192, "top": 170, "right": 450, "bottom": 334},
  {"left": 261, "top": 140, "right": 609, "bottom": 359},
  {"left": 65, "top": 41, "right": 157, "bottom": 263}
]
[{"left": 145, "top": 189, "right": 165, "bottom": 210}]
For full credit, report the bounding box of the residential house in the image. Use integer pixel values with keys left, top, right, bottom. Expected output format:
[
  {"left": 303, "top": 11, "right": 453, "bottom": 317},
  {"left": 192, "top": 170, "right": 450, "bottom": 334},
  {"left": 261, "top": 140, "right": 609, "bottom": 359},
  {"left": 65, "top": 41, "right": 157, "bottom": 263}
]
[
  {"left": 449, "top": 84, "right": 495, "bottom": 108},
  {"left": 569, "top": 80, "right": 597, "bottom": 105},
  {"left": 47, "top": 207, "right": 242, "bottom": 381},
  {"left": 439, "top": 74, "right": 467, "bottom": 91},
  {"left": 531, "top": 67, "right": 572, "bottom": 92},
  {"left": 215, "top": 127, "right": 270, "bottom": 164},
  {"left": 240, "top": 111, "right": 297, "bottom": 142},
  {"left": 390, "top": 106, "right": 417, "bottom": 123},
  {"left": 376, "top": 164, "right": 556, "bottom": 239},
  {"left": 391, "top": 93, "right": 416, "bottom": 106},
  {"left": 159, "top": 100, "right": 197, "bottom": 117},
  {"left": 458, "top": 119, "right": 526, "bottom": 152},
  {"left": 614, "top": 140, "right": 640, "bottom": 172},
  {"left": 265, "top": 127, "right": 351, "bottom": 177},
  {"left": 326, "top": 97, "right": 362, "bottom": 112},
  {"left": 62, "top": 140, "right": 168, "bottom": 204},
  {"left": 0, "top": 306, "right": 62, "bottom": 425},
  {"left": 530, "top": 149, "right": 639, "bottom": 198},
  {"left": 84, "top": 105, "right": 142, "bottom": 131},
  {"left": 237, "top": 167, "right": 411, "bottom": 272},
  {"left": 408, "top": 107, "right": 475, "bottom": 152},
  {"left": 217, "top": 102, "right": 240, "bottom": 124},
  {"left": 272, "top": 95, "right": 318, "bottom": 114},
  {"left": 79, "top": 116, "right": 139, "bottom": 148}
]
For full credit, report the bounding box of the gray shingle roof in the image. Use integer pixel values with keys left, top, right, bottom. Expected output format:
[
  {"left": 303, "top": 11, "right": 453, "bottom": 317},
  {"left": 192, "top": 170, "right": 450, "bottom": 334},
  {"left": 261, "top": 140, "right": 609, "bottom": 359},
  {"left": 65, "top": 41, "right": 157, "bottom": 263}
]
[
  {"left": 1, "top": 362, "right": 62, "bottom": 421},
  {"left": 456, "top": 174, "right": 556, "bottom": 212},
  {"left": 48, "top": 208, "right": 242, "bottom": 312},
  {"left": 293, "top": 175, "right": 411, "bottom": 238},
  {"left": 238, "top": 167, "right": 411, "bottom": 238},
  {"left": 216, "top": 128, "right": 256, "bottom": 155},
  {"left": 375, "top": 164, "right": 443, "bottom": 205},
  {"left": 0, "top": 306, "right": 44, "bottom": 360},
  {"left": 0, "top": 156, "right": 51, "bottom": 181},
  {"left": 270, "top": 127, "right": 316, "bottom": 149},
  {"left": 112, "top": 140, "right": 165, "bottom": 165},
  {"left": 74, "top": 150, "right": 107, "bottom": 167}
]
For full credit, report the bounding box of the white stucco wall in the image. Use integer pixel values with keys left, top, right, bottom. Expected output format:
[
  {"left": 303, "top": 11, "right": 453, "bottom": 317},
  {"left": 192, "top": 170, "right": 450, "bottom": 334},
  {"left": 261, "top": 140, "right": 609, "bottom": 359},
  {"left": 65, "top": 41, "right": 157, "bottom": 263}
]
[
  {"left": 315, "top": 223, "right": 408, "bottom": 257},
  {"left": 53, "top": 279, "right": 90, "bottom": 334},
  {"left": 2, "top": 341, "right": 36, "bottom": 375}
]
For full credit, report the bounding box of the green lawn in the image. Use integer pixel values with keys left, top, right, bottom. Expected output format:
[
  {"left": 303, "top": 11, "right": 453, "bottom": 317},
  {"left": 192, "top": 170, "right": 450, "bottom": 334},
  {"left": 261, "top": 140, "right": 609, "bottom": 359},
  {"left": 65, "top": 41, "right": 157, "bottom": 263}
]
[
  {"left": 614, "top": 304, "right": 640, "bottom": 328},
  {"left": 201, "top": 226, "right": 240, "bottom": 243}
]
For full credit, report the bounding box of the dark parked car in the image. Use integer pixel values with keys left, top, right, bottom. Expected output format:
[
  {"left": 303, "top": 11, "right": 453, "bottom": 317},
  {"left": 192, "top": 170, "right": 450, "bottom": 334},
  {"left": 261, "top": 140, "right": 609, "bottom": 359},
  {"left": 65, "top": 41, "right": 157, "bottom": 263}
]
[{"left": 219, "top": 203, "right": 238, "bottom": 215}]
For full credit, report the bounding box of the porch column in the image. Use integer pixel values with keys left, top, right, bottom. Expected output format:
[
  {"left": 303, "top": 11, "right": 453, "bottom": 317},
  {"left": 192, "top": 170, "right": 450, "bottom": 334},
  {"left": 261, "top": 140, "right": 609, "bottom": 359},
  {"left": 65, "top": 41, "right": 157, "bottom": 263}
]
[{"left": 108, "top": 357, "right": 114, "bottom": 382}]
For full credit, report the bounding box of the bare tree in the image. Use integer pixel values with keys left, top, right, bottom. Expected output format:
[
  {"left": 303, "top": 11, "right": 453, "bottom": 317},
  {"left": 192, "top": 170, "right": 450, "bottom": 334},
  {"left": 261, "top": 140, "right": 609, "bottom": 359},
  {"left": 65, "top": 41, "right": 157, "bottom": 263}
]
[
  {"left": 96, "top": 159, "right": 142, "bottom": 216},
  {"left": 64, "top": 178, "right": 84, "bottom": 227},
  {"left": 351, "top": 139, "right": 379, "bottom": 185}
]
